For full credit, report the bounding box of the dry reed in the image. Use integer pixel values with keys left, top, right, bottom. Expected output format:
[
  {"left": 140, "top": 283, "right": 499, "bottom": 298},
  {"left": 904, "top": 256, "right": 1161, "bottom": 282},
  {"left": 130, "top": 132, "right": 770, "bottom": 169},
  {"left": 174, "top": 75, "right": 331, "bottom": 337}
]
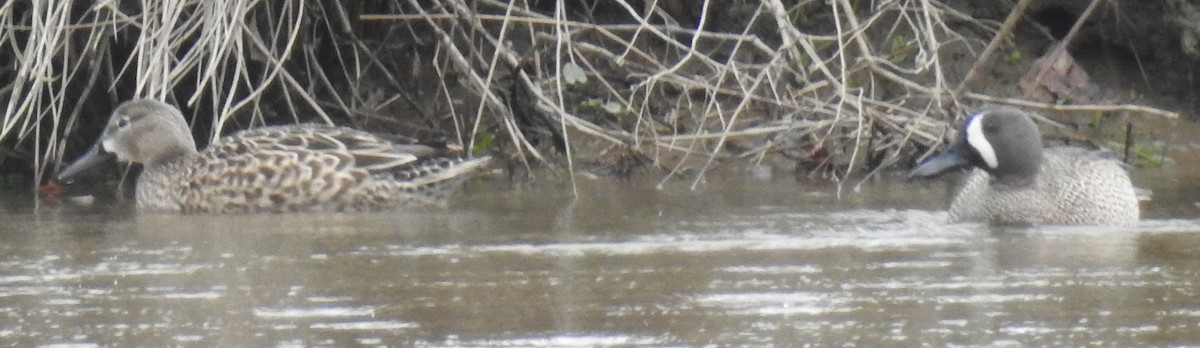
[{"left": 0, "top": 0, "right": 1179, "bottom": 192}]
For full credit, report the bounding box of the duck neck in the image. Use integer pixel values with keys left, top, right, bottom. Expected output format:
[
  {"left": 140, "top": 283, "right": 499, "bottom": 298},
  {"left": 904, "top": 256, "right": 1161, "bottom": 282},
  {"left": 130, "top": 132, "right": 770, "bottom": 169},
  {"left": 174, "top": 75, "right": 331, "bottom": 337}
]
[
  {"left": 144, "top": 146, "right": 199, "bottom": 170},
  {"left": 136, "top": 149, "right": 198, "bottom": 212},
  {"left": 991, "top": 170, "right": 1037, "bottom": 188},
  {"left": 989, "top": 148, "right": 1042, "bottom": 188}
]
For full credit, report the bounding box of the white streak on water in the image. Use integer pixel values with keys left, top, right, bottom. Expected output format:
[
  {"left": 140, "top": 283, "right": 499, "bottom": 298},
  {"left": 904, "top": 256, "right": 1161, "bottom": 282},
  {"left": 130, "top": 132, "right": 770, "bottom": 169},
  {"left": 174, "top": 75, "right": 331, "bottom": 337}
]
[
  {"left": 935, "top": 293, "right": 1057, "bottom": 304},
  {"left": 1166, "top": 309, "right": 1200, "bottom": 317},
  {"left": 308, "top": 321, "right": 418, "bottom": 330},
  {"left": 876, "top": 260, "right": 955, "bottom": 269},
  {"left": 423, "top": 334, "right": 664, "bottom": 347},
  {"left": 717, "top": 265, "right": 822, "bottom": 274},
  {"left": 0, "top": 274, "right": 80, "bottom": 284},
  {"left": 172, "top": 335, "right": 204, "bottom": 342},
  {"left": 1115, "top": 325, "right": 1161, "bottom": 333},
  {"left": 391, "top": 233, "right": 967, "bottom": 258},
  {"left": 140, "top": 291, "right": 223, "bottom": 300},
  {"left": 383, "top": 209, "right": 979, "bottom": 258},
  {"left": 40, "top": 298, "right": 81, "bottom": 305},
  {"left": 253, "top": 306, "right": 375, "bottom": 319},
  {"left": 693, "top": 292, "right": 849, "bottom": 316},
  {"left": 999, "top": 325, "right": 1057, "bottom": 335},
  {"left": 306, "top": 296, "right": 355, "bottom": 303}
]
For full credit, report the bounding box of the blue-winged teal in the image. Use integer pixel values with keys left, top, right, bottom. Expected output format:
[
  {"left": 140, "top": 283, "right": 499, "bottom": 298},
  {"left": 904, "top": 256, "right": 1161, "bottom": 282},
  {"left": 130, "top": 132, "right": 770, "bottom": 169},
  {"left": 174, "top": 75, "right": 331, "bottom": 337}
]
[
  {"left": 909, "top": 107, "right": 1139, "bottom": 226},
  {"left": 57, "top": 99, "right": 490, "bottom": 213}
]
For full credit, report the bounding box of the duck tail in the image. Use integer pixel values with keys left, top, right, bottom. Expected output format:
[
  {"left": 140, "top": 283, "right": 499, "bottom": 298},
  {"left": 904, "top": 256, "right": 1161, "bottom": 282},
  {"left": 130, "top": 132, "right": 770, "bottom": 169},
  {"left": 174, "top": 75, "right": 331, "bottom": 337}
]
[{"left": 392, "top": 156, "right": 492, "bottom": 206}]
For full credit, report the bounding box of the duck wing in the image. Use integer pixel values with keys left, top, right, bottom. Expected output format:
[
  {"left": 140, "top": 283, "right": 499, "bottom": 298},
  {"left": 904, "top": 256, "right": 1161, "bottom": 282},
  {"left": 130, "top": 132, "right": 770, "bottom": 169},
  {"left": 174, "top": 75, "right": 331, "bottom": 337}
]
[
  {"left": 225, "top": 124, "right": 433, "bottom": 171},
  {"left": 181, "top": 124, "right": 437, "bottom": 212}
]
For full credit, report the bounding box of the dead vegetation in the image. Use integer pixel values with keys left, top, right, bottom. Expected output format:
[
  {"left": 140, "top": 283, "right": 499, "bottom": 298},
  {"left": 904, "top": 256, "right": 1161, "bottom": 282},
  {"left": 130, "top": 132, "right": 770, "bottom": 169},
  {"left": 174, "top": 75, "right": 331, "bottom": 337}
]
[{"left": 0, "top": 0, "right": 1183, "bottom": 191}]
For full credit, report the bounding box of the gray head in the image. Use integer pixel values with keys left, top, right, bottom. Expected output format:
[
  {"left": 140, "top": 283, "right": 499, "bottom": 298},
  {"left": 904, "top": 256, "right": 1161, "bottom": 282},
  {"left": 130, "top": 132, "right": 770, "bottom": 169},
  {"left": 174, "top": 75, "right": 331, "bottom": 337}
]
[
  {"left": 909, "top": 108, "right": 1044, "bottom": 186},
  {"left": 57, "top": 99, "right": 198, "bottom": 181}
]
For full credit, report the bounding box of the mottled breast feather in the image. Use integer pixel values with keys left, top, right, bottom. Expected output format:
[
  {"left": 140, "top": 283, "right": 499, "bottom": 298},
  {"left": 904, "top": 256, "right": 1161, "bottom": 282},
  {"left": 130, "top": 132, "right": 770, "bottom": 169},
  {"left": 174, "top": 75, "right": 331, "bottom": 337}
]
[{"left": 948, "top": 148, "right": 1139, "bottom": 226}]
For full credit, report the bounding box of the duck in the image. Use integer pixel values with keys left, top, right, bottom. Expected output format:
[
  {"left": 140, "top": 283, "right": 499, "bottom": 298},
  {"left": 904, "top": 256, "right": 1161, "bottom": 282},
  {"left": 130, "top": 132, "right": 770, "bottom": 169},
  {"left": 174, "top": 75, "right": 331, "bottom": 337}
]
[
  {"left": 55, "top": 99, "right": 490, "bottom": 213},
  {"left": 908, "top": 107, "right": 1139, "bottom": 226}
]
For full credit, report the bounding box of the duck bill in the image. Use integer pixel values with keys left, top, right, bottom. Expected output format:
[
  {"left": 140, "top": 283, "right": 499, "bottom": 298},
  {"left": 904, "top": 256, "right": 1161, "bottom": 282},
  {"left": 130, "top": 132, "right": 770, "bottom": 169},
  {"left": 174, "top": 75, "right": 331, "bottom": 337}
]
[
  {"left": 908, "top": 147, "right": 970, "bottom": 178},
  {"left": 56, "top": 143, "right": 114, "bottom": 181}
]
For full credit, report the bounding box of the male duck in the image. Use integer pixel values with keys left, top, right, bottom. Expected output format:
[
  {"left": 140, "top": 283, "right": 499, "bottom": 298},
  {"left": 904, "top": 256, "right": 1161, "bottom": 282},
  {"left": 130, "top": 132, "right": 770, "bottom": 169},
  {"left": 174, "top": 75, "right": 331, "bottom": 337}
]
[
  {"left": 909, "top": 107, "right": 1139, "bottom": 226},
  {"left": 57, "top": 99, "right": 490, "bottom": 213}
]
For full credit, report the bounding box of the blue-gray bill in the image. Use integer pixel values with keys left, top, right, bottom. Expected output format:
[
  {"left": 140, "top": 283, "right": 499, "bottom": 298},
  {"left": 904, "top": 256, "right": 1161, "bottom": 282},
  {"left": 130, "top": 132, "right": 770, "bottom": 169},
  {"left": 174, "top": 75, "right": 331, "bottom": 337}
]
[
  {"left": 56, "top": 143, "right": 112, "bottom": 182},
  {"left": 908, "top": 147, "right": 969, "bottom": 179}
]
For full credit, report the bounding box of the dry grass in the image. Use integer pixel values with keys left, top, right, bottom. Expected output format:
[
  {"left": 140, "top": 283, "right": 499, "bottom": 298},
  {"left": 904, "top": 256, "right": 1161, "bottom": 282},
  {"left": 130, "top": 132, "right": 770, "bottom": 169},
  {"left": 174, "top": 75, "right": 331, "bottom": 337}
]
[{"left": 0, "top": 0, "right": 1180, "bottom": 191}]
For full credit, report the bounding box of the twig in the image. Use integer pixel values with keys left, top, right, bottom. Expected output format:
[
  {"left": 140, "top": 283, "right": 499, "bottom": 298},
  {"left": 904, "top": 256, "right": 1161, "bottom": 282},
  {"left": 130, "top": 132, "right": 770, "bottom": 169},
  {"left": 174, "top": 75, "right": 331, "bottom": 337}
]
[
  {"left": 955, "top": 0, "right": 1033, "bottom": 93},
  {"left": 963, "top": 92, "right": 1179, "bottom": 119}
]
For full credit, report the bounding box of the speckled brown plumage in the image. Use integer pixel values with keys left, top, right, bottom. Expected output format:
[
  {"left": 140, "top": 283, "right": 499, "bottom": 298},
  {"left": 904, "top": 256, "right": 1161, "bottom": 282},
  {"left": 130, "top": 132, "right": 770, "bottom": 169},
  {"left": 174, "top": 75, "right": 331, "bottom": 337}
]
[{"left": 58, "top": 99, "right": 490, "bottom": 213}]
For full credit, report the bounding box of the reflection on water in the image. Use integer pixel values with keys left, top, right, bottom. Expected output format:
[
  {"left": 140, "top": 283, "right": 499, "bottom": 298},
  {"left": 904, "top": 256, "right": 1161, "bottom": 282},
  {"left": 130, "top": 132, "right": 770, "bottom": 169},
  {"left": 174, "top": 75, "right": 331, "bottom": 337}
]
[{"left": 1, "top": 177, "right": 1199, "bottom": 346}]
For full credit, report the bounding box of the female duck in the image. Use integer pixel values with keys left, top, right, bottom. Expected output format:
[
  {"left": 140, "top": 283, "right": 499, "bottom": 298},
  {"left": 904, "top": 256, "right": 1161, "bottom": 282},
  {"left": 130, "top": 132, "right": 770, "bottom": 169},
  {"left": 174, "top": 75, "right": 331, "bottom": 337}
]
[
  {"left": 57, "top": 99, "right": 490, "bottom": 213},
  {"left": 909, "top": 107, "right": 1139, "bottom": 226}
]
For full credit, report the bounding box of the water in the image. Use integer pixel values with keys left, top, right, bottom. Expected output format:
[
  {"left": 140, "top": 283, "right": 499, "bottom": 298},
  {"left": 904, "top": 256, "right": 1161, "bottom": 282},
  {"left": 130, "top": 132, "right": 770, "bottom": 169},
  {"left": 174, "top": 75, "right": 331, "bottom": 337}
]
[{"left": 1, "top": 174, "right": 1199, "bottom": 347}]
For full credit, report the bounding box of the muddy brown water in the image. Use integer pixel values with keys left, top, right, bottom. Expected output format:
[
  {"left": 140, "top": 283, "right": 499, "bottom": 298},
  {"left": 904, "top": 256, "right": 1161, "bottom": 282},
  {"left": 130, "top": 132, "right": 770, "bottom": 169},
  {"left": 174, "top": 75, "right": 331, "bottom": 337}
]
[{"left": 1, "top": 169, "right": 1199, "bottom": 347}]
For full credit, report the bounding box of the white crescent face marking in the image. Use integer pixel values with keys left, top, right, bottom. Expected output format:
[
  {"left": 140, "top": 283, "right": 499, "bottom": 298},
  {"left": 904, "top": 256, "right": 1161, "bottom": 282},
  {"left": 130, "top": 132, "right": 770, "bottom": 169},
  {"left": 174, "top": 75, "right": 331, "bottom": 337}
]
[
  {"left": 965, "top": 112, "right": 998, "bottom": 169},
  {"left": 101, "top": 137, "right": 130, "bottom": 162}
]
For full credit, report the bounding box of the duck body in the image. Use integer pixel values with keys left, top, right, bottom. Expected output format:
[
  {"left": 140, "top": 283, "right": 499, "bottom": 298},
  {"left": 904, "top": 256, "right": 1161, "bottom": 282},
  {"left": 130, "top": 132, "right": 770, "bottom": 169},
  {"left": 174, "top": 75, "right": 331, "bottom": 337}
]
[
  {"left": 945, "top": 148, "right": 1138, "bottom": 225},
  {"left": 909, "top": 108, "right": 1139, "bottom": 226},
  {"left": 58, "top": 99, "right": 489, "bottom": 213}
]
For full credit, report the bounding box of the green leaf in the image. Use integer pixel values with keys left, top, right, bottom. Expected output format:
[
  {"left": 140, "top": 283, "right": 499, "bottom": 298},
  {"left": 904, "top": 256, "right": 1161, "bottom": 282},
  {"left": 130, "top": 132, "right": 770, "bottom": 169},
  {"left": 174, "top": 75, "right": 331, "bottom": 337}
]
[
  {"left": 472, "top": 133, "right": 496, "bottom": 156},
  {"left": 580, "top": 97, "right": 603, "bottom": 108},
  {"left": 1004, "top": 50, "right": 1022, "bottom": 64}
]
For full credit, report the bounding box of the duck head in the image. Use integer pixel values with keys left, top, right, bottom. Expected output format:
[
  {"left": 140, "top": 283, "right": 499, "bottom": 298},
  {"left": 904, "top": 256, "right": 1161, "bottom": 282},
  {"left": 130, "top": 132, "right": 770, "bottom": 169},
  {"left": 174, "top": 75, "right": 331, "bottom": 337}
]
[
  {"left": 909, "top": 108, "right": 1044, "bottom": 186},
  {"left": 57, "top": 99, "right": 198, "bottom": 181}
]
